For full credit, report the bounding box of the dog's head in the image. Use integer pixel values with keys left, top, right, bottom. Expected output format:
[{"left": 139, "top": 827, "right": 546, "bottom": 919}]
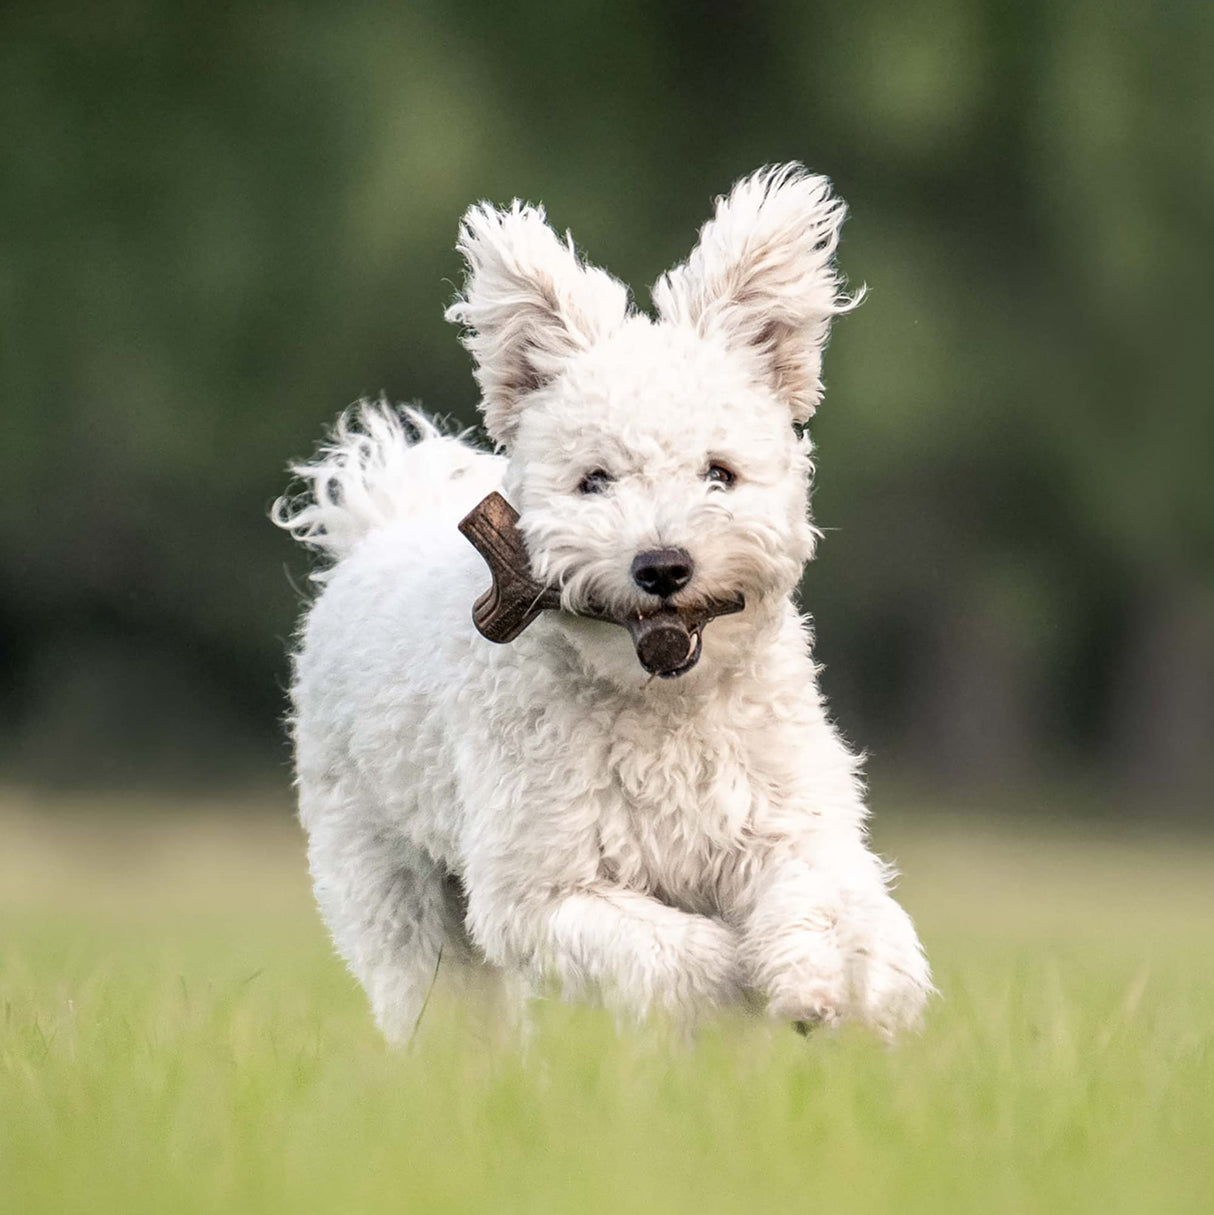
[{"left": 446, "top": 165, "right": 859, "bottom": 686}]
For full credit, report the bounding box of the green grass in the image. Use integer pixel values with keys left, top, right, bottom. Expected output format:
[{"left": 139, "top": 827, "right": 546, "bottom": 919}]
[{"left": 1, "top": 793, "right": 1211, "bottom": 1215}]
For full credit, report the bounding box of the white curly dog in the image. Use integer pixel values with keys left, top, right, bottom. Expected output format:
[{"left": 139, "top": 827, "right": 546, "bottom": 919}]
[{"left": 275, "top": 165, "right": 932, "bottom": 1044}]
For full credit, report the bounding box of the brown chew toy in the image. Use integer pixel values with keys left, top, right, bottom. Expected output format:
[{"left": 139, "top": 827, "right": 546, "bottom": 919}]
[
  {"left": 457, "top": 492, "right": 560, "bottom": 643},
  {"left": 458, "top": 491, "right": 745, "bottom": 677}
]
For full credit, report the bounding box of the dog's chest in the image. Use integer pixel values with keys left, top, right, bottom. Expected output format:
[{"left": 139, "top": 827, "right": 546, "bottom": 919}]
[{"left": 596, "top": 709, "right": 772, "bottom": 915}]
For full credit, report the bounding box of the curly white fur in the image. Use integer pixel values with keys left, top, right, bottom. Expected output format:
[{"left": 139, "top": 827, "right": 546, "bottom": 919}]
[{"left": 275, "top": 165, "right": 931, "bottom": 1044}]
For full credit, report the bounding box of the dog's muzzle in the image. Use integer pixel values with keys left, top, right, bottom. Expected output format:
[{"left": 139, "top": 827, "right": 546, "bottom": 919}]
[{"left": 458, "top": 492, "right": 744, "bottom": 678}]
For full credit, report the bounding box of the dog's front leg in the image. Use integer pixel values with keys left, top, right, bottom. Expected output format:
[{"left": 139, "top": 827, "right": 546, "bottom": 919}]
[
  {"left": 740, "top": 850, "right": 852, "bottom": 1029},
  {"left": 463, "top": 853, "right": 744, "bottom": 1022},
  {"left": 741, "top": 844, "right": 932, "bottom": 1038}
]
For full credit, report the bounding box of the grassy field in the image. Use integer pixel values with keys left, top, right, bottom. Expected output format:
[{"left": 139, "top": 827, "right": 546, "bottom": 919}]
[{"left": 1, "top": 791, "right": 1211, "bottom": 1214}]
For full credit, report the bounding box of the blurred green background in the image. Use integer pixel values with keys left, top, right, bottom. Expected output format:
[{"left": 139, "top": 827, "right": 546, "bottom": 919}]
[{"left": 2, "top": 0, "right": 1211, "bottom": 806}]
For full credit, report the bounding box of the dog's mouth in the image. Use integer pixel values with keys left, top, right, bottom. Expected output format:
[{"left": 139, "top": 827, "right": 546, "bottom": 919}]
[
  {"left": 578, "top": 597, "right": 745, "bottom": 678},
  {"left": 458, "top": 491, "right": 744, "bottom": 678}
]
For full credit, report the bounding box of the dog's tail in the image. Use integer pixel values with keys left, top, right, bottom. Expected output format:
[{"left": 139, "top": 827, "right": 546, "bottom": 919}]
[{"left": 272, "top": 401, "right": 485, "bottom": 578}]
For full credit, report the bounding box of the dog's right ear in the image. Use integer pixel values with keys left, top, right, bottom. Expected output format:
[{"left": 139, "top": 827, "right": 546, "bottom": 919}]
[{"left": 445, "top": 202, "right": 629, "bottom": 448}]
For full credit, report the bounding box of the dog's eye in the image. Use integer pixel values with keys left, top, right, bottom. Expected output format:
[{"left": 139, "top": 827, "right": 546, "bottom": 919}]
[
  {"left": 704, "top": 463, "right": 737, "bottom": 488},
  {"left": 578, "top": 469, "right": 615, "bottom": 495}
]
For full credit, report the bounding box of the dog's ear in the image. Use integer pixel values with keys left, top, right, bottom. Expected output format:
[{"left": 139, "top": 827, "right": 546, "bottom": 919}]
[
  {"left": 652, "top": 164, "right": 861, "bottom": 423},
  {"left": 445, "top": 202, "right": 630, "bottom": 447}
]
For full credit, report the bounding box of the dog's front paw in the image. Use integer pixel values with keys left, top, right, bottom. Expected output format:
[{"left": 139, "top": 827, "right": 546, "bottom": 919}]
[
  {"left": 747, "top": 916, "right": 850, "bottom": 1030},
  {"left": 632, "top": 914, "right": 747, "bottom": 1021},
  {"left": 767, "top": 978, "right": 847, "bottom": 1031},
  {"left": 844, "top": 899, "right": 933, "bottom": 1040}
]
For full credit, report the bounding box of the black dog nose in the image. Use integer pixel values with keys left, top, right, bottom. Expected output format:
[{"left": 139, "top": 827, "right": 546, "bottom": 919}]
[{"left": 631, "top": 548, "right": 694, "bottom": 599}]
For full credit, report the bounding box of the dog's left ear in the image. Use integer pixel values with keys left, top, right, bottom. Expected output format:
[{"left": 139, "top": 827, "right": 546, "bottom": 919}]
[
  {"left": 445, "top": 201, "right": 630, "bottom": 447},
  {"left": 653, "top": 164, "right": 861, "bottom": 423}
]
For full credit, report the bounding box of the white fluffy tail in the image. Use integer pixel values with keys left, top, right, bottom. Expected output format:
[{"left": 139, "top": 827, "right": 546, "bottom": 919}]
[{"left": 273, "top": 401, "right": 479, "bottom": 576}]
